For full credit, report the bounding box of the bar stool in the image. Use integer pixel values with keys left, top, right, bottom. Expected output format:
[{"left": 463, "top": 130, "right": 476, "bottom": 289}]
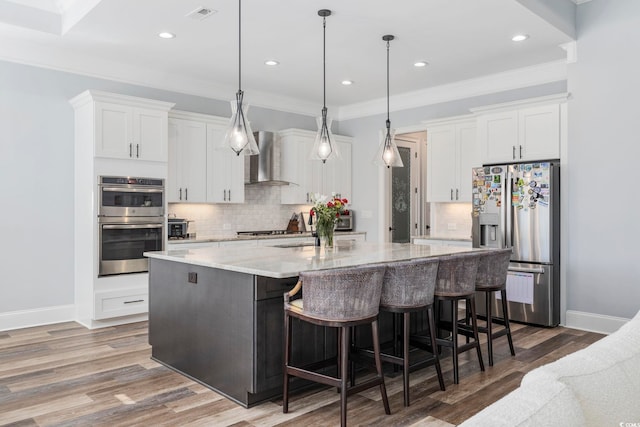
[
  {"left": 470, "top": 248, "right": 515, "bottom": 366},
  {"left": 283, "top": 265, "right": 391, "bottom": 427},
  {"left": 433, "top": 253, "right": 484, "bottom": 384},
  {"left": 378, "top": 258, "right": 445, "bottom": 406}
]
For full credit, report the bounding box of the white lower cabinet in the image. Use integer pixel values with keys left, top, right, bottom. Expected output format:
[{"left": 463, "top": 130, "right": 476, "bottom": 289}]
[{"left": 94, "top": 287, "right": 148, "bottom": 320}]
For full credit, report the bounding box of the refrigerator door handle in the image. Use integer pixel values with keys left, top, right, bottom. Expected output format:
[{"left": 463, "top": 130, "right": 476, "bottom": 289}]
[
  {"left": 509, "top": 266, "right": 545, "bottom": 274},
  {"left": 505, "top": 167, "right": 512, "bottom": 248}
]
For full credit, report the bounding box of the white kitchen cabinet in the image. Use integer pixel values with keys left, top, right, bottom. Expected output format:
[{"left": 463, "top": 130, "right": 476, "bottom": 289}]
[
  {"left": 477, "top": 103, "right": 560, "bottom": 164},
  {"left": 93, "top": 95, "right": 172, "bottom": 161},
  {"left": 426, "top": 118, "right": 479, "bottom": 202},
  {"left": 280, "top": 129, "right": 352, "bottom": 204},
  {"left": 168, "top": 117, "right": 207, "bottom": 202},
  {"left": 206, "top": 123, "right": 245, "bottom": 203}
]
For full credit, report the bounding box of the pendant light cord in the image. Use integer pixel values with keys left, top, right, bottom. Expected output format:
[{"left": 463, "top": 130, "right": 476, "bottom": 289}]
[
  {"left": 386, "top": 38, "right": 390, "bottom": 126},
  {"left": 238, "top": 0, "right": 242, "bottom": 92},
  {"left": 322, "top": 15, "right": 326, "bottom": 109}
]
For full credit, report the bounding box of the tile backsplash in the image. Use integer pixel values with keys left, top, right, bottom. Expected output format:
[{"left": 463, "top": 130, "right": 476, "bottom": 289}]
[
  {"left": 169, "top": 186, "right": 310, "bottom": 238},
  {"left": 430, "top": 202, "right": 473, "bottom": 239}
]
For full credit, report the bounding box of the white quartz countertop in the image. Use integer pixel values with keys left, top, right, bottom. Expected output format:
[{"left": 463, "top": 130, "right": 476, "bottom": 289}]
[
  {"left": 411, "top": 235, "right": 472, "bottom": 242},
  {"left": 145, "top": 241, "right": 484, "bottom": 278},
  {"left": 168, "top": 231, "right": 366, "bottom": 244}
]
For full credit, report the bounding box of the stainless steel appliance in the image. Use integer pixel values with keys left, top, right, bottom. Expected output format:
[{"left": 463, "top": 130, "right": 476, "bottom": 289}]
[
  {"left": 99, "top": 176, "right": 164, "bottom": 217},
  {"left": 335, "top": 211, "right": 353, "bottom": 231},
  {"left": 98, "top": 176, "right": 165, "bottom": 276},
  {"left": 168, "top": 218, "right": 191, "bottom": 239},
  {"left": 472, "top": 161, "right": 560, "bottom": 326}
]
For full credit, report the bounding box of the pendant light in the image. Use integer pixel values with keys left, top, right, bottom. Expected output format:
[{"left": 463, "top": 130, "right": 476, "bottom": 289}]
[
  {"left": 223, "top": 0, "right": 259, "bottom": 156},
  {"left": 374, "top": 35, "right": 403, "bottom": 168},
  {"left": 310, "top": 9, "right": 337, "bottom": 163}
]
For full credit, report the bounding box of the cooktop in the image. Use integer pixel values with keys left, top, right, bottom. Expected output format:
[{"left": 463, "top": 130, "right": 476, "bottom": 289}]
[{"left": 237, "top": 230, "right": 304, "bottom": 236}]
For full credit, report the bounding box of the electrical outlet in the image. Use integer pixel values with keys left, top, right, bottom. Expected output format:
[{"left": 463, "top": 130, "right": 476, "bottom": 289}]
[
  {"left": 447, "top": 223, "right": 457, "bottom": 230},
  {"left": 188, "top": 272, "right": 197, "bottom": 284}
]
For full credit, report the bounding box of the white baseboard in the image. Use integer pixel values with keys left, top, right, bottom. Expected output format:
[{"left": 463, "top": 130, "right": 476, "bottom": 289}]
[
  {"left": 565, "top": 310, "right": 630, "bottom": 334},
  {"left": 0, "top": 305, "right": 76, "bottom": 331},
  {"left": 76, "top": 313, "right": 148, "bottom": 330}
]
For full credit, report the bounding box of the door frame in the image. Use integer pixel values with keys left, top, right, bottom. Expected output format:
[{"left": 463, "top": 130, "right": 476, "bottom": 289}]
[{"left": 377, "top": 124, "right": 427, "bottom": 242}]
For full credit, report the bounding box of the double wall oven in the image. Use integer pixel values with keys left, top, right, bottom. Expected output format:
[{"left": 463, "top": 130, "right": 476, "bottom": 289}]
[{"left": 98, "top": 176, "right": 164, "bottom": 276}]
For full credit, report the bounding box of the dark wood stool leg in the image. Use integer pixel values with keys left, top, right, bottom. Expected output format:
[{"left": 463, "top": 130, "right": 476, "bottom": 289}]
[
  {"left": 402, "top": 312, "right": 410, "bottom": 406},
  {"left": 340, "top": 326, "right": 349, "bottom": 427},
  {"left": 283, "top": 312, "right": 291, "bottom": 413},
  {"left": 427, "top": 304, "right": 445, "bottom": 391},
  {"left": 469, "top": 295, "right": 485, "bottom": 372},
  {"left": 349, "top": 327, "right": 356, "bottom": 387},
  {"left": 371, "top": 319, "right": 391, "bottom": 415},
  {"left": 501, "top": 289, "right": 516, "bottom": 356},
  {"left": 451, "top": 299, "right": 460, "bottom": 384},
  {"left": 486, "top": 290, "right": 494, "bottom": 366}
]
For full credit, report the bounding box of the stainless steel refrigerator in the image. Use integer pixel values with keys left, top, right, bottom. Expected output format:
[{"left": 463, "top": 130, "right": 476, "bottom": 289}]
[{"left": 472, "top": 161, "right": 560, "bottom": 326}]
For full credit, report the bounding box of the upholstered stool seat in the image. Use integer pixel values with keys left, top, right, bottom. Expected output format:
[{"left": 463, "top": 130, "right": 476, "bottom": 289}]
[{"left": 283, "top": 264, "right": 391, "bottom": 427}]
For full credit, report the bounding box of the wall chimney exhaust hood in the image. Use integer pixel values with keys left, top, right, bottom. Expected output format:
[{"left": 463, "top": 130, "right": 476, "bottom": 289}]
[{"left": 245, "top": 131, "right": 291, "bottom": 185}]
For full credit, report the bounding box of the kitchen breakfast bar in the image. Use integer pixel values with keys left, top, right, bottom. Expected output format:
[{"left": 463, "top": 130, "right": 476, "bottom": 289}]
[{"left": 145, "top": 241, "right": 481, "bottom": 407}]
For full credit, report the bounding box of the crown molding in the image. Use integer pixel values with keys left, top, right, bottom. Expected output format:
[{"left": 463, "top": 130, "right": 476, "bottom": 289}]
[{"left": 337, "top": 60, "right": 568, "bottom": 121}]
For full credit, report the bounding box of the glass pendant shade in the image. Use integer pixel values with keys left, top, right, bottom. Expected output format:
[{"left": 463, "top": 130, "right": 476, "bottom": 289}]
[
  {"left": 310, "top": 108, "right": 339, "bottom": 162},
  {"left": 373, "top": 122, "right": 403, "bottom": 167},
  {"left": 224, "top": 90, "right": 259, "bottom": 155}
]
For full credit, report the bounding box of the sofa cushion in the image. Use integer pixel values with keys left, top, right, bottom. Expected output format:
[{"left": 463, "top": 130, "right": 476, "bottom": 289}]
[
  {"left": 458, "top": 377, "right": 585, "bottom": 427},
  {"left": 522, "top": 310, "right": 640, "bottom": 427}
]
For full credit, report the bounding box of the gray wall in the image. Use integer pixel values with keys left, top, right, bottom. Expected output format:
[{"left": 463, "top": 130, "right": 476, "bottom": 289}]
[
  {"left": 0, "top": 60, "right": 315, "bottom": 314},
  {"left": 566, "top": 0, "right": 640, "bottom": 319}
]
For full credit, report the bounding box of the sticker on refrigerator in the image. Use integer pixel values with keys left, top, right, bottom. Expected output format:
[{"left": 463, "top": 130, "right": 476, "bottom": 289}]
[
  {"left": 493, "top": 175, "right": 501, "bottom": 184},
  {"left": 499, "top": 272, "right": 534, "bottom": 305}
]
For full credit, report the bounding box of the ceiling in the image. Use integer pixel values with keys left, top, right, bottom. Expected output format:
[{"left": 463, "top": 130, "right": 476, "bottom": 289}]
[{"left": 0, "top": 0, "right": 576, "bottom": 118}]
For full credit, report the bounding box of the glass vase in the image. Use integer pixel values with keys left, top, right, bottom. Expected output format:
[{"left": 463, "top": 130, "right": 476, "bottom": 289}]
[{"left": 316, "top": 219, "right": 335, "bottom": 249}]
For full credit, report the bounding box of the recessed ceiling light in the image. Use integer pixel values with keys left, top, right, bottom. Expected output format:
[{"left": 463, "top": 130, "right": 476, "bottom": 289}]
[
  {"left": 158, "top": 32, "right": 176, "bottom": 39},
  {"left": 264, "top": 60, "right": 279, "bottom": 66},
  {"left": 512, "top": 34, "right": 529, "bottom": 42},
  {"left": 414, "top": 61, "right": 429, "bottom": 68},
  {"left": 341, "top": 80, "right": 354, "bottom": 86}
]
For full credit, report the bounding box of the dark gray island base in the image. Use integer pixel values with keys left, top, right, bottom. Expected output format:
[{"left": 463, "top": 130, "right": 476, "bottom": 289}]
[
  {"left": 146, "top": 242, "right": 479, "bottom": 407},
  {"left": 149, "top": 258, "right": 330, "bottom": 407}
]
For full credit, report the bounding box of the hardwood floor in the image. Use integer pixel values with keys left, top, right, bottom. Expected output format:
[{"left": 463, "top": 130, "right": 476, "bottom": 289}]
[{"left": 0, "top": 320, "right": 603, "bottom": 426}]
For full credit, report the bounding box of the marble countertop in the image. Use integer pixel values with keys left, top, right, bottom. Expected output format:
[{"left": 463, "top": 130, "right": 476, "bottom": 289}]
[
  {"left": 411, "top": 235, "right": 472, "bottom": 242},
  {"left": 167, "top": 231, "right": 366, "bottom": 245},
  {"left": 145, "top": 241, "right": 483, "bottom": 278}
]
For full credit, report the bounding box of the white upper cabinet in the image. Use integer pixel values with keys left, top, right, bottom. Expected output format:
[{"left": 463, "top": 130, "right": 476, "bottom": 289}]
[
  {"left": 206, "top": 123, "right": 245, "bottom": 203},
  {"left": 168, "top": 117, "right": 207, "bottom": 203},
  {"left": 86, "top": 92, "right": 173, "bottom": 161},
  {"left": 426, "top": 118, "right": 479, "bottom": 202},
  {"left": 279, "top": 129, "right": 352, "bottom": 204},
  {"left": 476, "top": 100, "right": 562, "bottom": 164}
]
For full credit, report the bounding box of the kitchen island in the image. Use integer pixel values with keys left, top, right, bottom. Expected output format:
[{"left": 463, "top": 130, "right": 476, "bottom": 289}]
[{"left": 145, "top": 241, "right": 481, "bottom": 407}]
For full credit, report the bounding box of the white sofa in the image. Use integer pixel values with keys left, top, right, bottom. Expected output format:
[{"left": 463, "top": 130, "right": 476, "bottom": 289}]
[{"left": 459, "top": 310, "right": 640, "bottom": 427}]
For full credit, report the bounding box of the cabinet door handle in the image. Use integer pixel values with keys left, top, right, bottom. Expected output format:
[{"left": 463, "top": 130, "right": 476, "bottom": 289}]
[
  {"left": 223, "top": 189, "right": 227, "bottom": 201},
  {"left": 512, "top": 145, "right": 516, "bottom": 160},
  {"left": 456, "top": 189, "right": 459, "bottom": 200},
  {"left": 179, "top": 188, "right": 182, "bottom": 201},
  {"left": 228, "top": 189, "right": 231, "bottom": 201},
  {"left": 519, "top": 145, "right": 523, "bottom": 159},
  {"left": 185, "top": 188, "right": 188, "bottom": 201},
  {"left": 136, "top": 144, "right": 140, "bottom": 158},
  {"left": 124, "top": 299, "right": 144, "bottom": 304},
  {"left": 129, "top": 143, "right": 133, "bottom": 158},
  {"left": 450, "top": 189, "right": 453, "bottom": 201}
]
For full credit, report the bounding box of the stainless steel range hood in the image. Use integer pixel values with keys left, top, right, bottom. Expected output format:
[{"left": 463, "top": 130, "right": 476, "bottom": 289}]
[{"left": 245, "top": 131, "right": 291, "bottom": 186}]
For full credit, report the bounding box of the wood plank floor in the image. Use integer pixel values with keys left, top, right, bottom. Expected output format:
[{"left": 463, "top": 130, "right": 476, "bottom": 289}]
[{"left": 0, "top": 320, "right": 604, "bottom": 426}]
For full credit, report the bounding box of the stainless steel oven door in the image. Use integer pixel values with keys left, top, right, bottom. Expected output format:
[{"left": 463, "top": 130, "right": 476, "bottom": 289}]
[
  {"left": 99, "top": 176, "right": 164, "bottom": 217},
  {"left": 99, "top": 217, "right": 164, "bottom": 276}
]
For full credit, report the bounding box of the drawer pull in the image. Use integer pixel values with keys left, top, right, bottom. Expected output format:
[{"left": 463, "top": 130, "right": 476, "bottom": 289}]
[{"left": 123, "top": 299, "right": 144, "bottom": 304}]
